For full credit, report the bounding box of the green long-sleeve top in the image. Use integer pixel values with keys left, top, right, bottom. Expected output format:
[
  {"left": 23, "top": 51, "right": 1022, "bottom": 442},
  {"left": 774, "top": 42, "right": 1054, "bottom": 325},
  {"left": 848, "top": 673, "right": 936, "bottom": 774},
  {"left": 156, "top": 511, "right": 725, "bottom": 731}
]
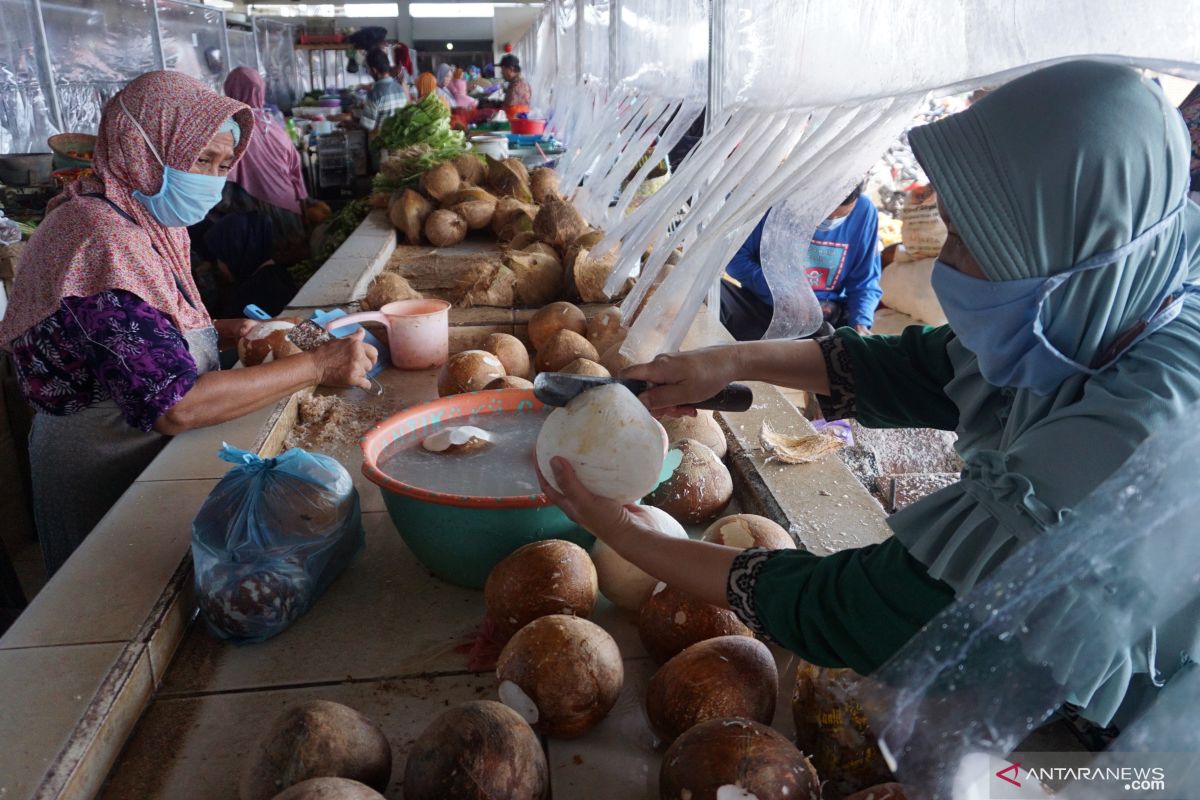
[{"left": 725, "top": 326, "right": 959, "bottom": 675}]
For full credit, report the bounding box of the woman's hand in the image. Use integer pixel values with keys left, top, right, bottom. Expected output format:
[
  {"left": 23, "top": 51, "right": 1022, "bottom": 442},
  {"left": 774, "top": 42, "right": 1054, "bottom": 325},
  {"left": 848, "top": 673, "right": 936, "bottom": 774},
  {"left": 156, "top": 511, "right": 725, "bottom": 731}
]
[
  {"left": 309, "top": 330, "right": 377, "bottom": 390},
  {"left": 538, "top": 456, "right": 641, "bottom": 542},
  {"left": 622, "top": 346, "right": 742, "bottom": 416},
  {"left": 215, "top": 318, "right": 260, "bottom": 350}
]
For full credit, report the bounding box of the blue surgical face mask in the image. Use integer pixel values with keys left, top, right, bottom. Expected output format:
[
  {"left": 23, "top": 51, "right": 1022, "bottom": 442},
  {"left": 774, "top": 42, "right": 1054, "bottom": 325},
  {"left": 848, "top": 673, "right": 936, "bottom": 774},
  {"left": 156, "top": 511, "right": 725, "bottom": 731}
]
[
  {"left": 815, "top": 213, "right": 849, "bottom": 232},
  {"left": 932, "top": 202, "right": 1190, "bottom": 395},
  {"left": 120, "top": 97, "right": 228, "bottom": 228}
]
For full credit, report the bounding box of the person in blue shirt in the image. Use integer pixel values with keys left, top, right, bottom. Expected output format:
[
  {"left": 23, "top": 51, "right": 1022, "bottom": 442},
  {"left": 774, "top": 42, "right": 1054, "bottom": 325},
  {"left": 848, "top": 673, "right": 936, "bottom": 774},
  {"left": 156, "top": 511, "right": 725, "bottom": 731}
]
[{"left": 721, "top": 183, "right": 882, "bottom": 340}]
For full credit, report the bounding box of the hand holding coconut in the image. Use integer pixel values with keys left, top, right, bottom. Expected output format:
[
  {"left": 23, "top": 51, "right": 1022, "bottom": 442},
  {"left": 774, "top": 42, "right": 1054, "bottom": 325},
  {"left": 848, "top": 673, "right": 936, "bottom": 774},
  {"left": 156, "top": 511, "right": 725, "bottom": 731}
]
[{"left": 308, "top": 330, "right": 377, "bottom": 391}]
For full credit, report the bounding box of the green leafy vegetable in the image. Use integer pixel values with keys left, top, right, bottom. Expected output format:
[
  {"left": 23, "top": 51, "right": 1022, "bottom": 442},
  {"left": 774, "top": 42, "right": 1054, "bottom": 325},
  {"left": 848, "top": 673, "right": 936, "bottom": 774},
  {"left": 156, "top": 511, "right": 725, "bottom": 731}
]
[
  {"left": 372, "top": 93, "right": 467, "bottom": 191},
  {"left": 289, "top": 199, "right": 371, "bottom": 284}
]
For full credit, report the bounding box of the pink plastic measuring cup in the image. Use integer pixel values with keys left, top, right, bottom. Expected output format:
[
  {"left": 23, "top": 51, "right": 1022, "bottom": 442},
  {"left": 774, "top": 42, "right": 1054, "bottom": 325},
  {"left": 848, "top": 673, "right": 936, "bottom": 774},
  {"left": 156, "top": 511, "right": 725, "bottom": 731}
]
[{"left": 327, "top": 299, "right": 451, "bottom": 370}]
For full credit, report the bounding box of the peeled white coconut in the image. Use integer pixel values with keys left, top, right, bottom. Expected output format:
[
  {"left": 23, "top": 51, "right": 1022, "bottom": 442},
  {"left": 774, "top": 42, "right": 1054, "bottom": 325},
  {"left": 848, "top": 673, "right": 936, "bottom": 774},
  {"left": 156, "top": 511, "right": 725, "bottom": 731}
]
[
  {"left": 421, "top": 426, "right": 494, "bottom": 453},
  {"left": 592, "top": 505, "right": 688, "bottom": 611},
  {"left": 535, "top": 383, "right": 668, "bottom": 503}
]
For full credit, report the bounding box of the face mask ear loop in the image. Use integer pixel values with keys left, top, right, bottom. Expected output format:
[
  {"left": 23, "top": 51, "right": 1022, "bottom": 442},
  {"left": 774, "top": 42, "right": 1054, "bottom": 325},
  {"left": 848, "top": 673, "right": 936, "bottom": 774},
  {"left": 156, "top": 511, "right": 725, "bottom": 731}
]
[{"left": 118, "top": 95, "right": 166, "bottom": 181}]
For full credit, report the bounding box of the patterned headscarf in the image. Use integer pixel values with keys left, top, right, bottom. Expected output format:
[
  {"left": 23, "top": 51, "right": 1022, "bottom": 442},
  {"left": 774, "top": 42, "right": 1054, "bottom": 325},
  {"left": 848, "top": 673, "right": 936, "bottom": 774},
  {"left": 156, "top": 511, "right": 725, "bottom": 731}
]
[{"left": 0, "top": 71, "right": 252, "bottom": 347}]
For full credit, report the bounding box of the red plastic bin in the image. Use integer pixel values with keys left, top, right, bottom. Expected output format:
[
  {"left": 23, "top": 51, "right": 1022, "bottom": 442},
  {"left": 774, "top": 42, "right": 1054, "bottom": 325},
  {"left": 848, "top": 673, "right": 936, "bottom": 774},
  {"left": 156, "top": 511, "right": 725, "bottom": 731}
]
[{"left": 508, "top": 117, "right": 546, "bottom": 135}]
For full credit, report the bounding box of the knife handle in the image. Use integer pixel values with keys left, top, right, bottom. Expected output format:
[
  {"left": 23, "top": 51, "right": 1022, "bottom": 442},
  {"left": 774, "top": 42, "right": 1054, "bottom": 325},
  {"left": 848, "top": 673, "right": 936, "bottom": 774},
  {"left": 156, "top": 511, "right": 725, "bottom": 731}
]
[{"left": 693, "top": 383, "right": 754, "bottom": 412}]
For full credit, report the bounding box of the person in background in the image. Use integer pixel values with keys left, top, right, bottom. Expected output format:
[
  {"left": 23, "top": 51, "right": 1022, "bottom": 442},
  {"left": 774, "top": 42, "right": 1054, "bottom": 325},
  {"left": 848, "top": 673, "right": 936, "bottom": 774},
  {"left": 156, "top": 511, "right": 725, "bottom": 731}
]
[
  {"left": 390, "top": 42, "right": 415, "bottom": 85},
  {"left": 360, "top": 49, "right": 408, "bottom": 136},
  {"left": 416, "top": 72, "right": 450, "bottom": 112},
  {"left": 448, "top": 68, "right": 478, "bottom": 111},
  {"left": 0, "top": 71, "right": 374, "bottom": 576},
  {"left": 721, "top": 183, "right": 882, "bottom": 340},
  {"left": 220, "top": 67, "right": 308, "bottom": 268},
  {"left": 1178, "top": 83, "right": 1200, "bottom": 203},
  {"left": 435, "top": 63, "right": 457, "bottom": 108},
  {"left": 499, "top": 54, "right": 532, "bottom": 110}
]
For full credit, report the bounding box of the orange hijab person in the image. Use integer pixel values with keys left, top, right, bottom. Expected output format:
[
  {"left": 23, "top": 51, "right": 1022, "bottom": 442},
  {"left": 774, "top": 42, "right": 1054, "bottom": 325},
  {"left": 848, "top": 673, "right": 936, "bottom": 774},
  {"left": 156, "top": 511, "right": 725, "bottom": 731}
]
[{"left": 416, "top": 72, "right": 450, "bottom": 111}]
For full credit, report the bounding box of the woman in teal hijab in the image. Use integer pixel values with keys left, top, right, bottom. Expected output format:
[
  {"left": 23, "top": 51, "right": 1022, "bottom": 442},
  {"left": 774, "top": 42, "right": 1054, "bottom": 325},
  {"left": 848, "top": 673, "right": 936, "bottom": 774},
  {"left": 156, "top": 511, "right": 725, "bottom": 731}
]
[{"left": 540, "top": 60, "right": 1200, "bottom": 731}]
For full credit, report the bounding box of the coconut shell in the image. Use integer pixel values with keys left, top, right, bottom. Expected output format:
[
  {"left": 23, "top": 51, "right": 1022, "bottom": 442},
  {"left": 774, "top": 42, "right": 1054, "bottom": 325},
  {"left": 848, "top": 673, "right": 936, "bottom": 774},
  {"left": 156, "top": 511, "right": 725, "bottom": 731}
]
[
  {"left": 389, "top": 189, "right": 433, "bottom": 246},
  {"left": 507, "top": 251, "right": 563, "bottom": 307},
  {"left": 452, "top": 152, "right": 487, "bottom": 185},
  {"left": 528, "top": 302, "right": 587, "bottom": 350},
  {"left": 450, "top": 200, "right": 496, "bottom": 230},
  {"left": 457, "top": 261, "right": 517, "bottom": 308},
  {"left": 363, "top": 272, "right": 422, "bottom": 311},
  {"left": 367, "top": 191, "right": 389, "bottom": 209},
  {"left": 533, "top": 197, "right": 587, "bottom": 251},
  {"left": 424, "top": 209, "right": 468, "bottom": 247},
  {"left": 437, "top": 350, "right": 507, "bottom": 396},
  {"left": 483, "top": 332, "right": 532, "bottom": 379},
  {"left": 496, "top": 615, "right": 623, "bottom": 739},
  {"left": 637, "top": 584, "right": 753, "bottom": 664},
  {"left": 572, "top": 244, "right": 619, "bottom": 303},
  {"left": 403, "top": 701, "right": 548, "bottom": 800},
  {"left": 443, "top": 186, "right": 498, "bottom": 205},
  {"left": 269, "top": 778, "right": 385, "bottom": 800},
  {"left": 522, "top": 242, "right": 560, "bottom": 260},
  {"left": 508, "top": 231, "right": 540, "bottom": 250},
  {"left": 661, "top": 410, "right": 727, "bottom": 459},
  {"left": 483, "top": 375, "right": 534, "bottom": 390},
  {"left": 644, "top": 439, "right": 732, "bottom": 524},
  {"left": 703, "top": 514, "right": 795, "bottom": 551},
  {"left": 586, "top": 306, "right": 626, "bottom": 361},
  {"left": 238, "top": 321, "right": 298, "bottom": 367},
  {"left": 599, "top": 337, "right": 634, "bottom": 375},
  {"left": 487, "top": 156, "right": 533, "bottom": 202},
  {"left": 419, "top": 161, "right": 461, "bottom": 203},
  {"left": 530, "top": 167, "right": 561, "bottom": 204},
  {"left": 485, "top": 539, "right": 598, "bottom": 640},
  {"left": 535, "top": 329, "right": 598, "bottom": 373},
  {"left": 646, "top": 635, "right": 778, "bottom": 743},
  {"left": 559, "top": 358, "right": 609, "bottom": 377},
  {"left": 659, "top": 719, "right": 819, "bottom": 800}
]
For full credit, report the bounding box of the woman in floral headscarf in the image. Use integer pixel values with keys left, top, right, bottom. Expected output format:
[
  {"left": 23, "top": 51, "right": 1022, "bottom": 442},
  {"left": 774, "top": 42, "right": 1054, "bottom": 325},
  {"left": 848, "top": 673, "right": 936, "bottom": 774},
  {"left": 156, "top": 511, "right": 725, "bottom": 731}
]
[{"left": 0, "top": 71, "right": 375, "bottom": 575}]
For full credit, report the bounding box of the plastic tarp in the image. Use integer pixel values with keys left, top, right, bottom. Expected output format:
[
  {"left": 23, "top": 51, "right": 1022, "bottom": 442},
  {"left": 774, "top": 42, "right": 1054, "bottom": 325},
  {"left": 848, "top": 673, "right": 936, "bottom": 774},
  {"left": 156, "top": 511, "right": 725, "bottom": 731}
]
[
  {"left": 40, "top": 0, "right": 158, "bottom": 135},
  {"left": 156, "top": 0, "right": 227, "bottom": 92},
  {"left": 0, "top": 0, "right": 59, "bottom": 152},
  {"left": 226, "top": 28, "right": 258, "bottom": 73},
  {"left": 254, "top": 17, "right": 300, "bottom": 112}
]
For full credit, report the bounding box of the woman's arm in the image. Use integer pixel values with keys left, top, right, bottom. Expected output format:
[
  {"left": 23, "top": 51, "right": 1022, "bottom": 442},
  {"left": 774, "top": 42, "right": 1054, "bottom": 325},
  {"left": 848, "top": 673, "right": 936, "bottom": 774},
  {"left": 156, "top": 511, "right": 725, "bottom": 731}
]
[
  {"left": 154, "top": 332, "right": 375, "bottom": 435},
  {"left": 214, "top": 317, "right": 257, "bottom": 350}
]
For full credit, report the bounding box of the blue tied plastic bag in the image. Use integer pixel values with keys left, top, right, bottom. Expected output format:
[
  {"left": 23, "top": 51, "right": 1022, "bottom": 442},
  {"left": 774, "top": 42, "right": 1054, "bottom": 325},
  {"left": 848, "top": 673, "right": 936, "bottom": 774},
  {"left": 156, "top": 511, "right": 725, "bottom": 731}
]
[{"left": 192, "top": 444, "right": 365, "bottom": 643}]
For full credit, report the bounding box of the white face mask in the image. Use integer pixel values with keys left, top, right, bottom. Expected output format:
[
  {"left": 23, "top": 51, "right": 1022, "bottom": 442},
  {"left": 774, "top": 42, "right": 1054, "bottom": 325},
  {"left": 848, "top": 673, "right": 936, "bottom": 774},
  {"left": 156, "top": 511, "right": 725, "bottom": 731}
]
[{"left": 815, "top": 213, "right": 849, "bottom": 232}]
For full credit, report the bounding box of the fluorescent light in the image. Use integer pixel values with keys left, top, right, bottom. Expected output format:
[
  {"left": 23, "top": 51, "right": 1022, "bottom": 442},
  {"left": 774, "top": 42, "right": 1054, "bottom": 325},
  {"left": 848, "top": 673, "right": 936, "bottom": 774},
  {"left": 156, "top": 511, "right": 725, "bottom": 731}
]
[
  {"left": 409, "top": 3, "right": 517, "bottom": 18},
  {"left": 343, "top": 3, "right": 399, "bottom": 15},
  {"left": 247, "top": 3, "right": 398, "bottom": 17},
  {"left": 446, "top": 42, "right": 454, "bottom": 49},
  {"left": 202, "top": 0, "right": 234, "bottom": 8}
]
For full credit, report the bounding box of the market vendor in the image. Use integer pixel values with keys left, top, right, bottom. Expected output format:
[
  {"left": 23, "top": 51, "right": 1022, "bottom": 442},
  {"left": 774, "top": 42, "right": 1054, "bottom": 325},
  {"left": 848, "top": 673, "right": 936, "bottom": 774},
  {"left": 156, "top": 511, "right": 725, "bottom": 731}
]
[
  {"left": 221, "top": 67, "right": 309, "bottom": 266},
  {"left": 722, "top": 183, "right": 882, "bottom": 339},
  {"left": 361, "top": 49, "right": 409, "bottom": 135},
  {"left": 0, "top": 71, "right": 376, "bottom": 576},
  {"left": 481, "top": 54, "right": 531, "bottom": 113},
  {"left": 542, "top": 61, "right": 1200, "bottom": 732}
]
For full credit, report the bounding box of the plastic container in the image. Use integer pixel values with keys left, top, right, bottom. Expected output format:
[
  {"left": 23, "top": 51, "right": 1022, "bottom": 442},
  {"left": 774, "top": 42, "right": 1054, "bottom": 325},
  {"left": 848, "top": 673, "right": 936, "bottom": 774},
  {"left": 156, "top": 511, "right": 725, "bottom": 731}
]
[
  {"left": 508, "top": 117, "right": 546, "bottom": 135},
  {"left": 47, "top": 133, "right": 95, "bottom": 169},
  {"left": 472, "top": 134, "right": 509, "bottom": 160},
  {"left": 327, "top": 298, "right": 450, "bottom": 370},
  {"left": 360, "top": 389, "right": 592, "bottom": 589}
]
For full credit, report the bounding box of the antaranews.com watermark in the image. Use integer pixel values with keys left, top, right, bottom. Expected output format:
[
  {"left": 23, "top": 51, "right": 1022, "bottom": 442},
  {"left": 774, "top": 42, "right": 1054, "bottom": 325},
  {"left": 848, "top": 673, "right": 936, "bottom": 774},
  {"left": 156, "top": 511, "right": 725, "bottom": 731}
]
[{"left": 988, "top": 753, "right": 1188, "bottom": 799}]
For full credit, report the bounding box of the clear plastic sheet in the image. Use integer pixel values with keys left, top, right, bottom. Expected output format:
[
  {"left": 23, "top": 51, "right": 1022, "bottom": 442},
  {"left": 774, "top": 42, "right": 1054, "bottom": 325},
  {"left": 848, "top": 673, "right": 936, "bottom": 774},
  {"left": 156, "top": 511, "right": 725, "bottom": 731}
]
[
  {"left": 0, "top": 0, "right": 59, "bottom": 152},
  {"left": 863, "top": 407, "right": 1200, "bottom": 798},
  {"left": 226, "top": 28, "right": 258, "bottom": 72},
  {"left": 156, "top": 1, "right": 227, "bottom": 91},
  {"left": 253, "top": 17, "right": 301, "bottom": 112}
]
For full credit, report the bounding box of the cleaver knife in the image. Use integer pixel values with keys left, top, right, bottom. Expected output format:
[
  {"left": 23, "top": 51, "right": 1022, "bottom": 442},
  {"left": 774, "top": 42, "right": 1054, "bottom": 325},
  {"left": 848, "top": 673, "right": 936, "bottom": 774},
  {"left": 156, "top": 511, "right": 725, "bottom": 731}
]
[{"left": 533, "top": 373, "right": 754, "bottom": 412}]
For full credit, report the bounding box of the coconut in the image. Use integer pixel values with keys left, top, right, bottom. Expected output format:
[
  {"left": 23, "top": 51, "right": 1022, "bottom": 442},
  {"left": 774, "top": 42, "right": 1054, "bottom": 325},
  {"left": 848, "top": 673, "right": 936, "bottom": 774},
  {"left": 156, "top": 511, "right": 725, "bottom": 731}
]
[
  {"left": 522, "top": 242, "right": 560, "bottom": 260},
  {"left": 496, "top": 615, "right": 623, "bottom": 738},
  {"left": 403, "top": 701, "right": 549, "bottom": 800},
  {"left": 586, "top": 306, "right": 625, "bottom": 356},
  {"left": 424, "top": 209, "right": 469, "bottom": 247},
  {"left": 571, "top": 242, "right": 619, "bottom": 303},
  {"left": 508, "top": 231, "right": 540, "bottom": 250},
  {"left": 559, "top": 358, "right": 610, "bottom": 377},
  {"left": 269, "top": 778, "right": 385, "bottom": 800},
  {"left": 437, "top": 350, "right": 507, "bottom": 396},
  {"left": 492, "top": 198, "right": 539, "bottom": 237},
  {"left": 530, "top": 167, "right": 561, "bottom": 204},
  {"left": 533, "top": 196, "right": 588, "bottom": 251},
  {"left": 536, "top": 383, "right": 668, "bottom": 504},
  {"left": 598, "top": 333, "right": 633, "bottom": 375},
  {"left": 452, "top": 152, "right": 487, "bottom": 185},
  {"left": 485, "top": 540, "right": 598, "bottom": 640},
  {"left": 239, "top": 701, "right": 392, "bottom": 800},
  {"left": 487, "top": 156, "right": 533, "bottom": 202},
  {"left": 792, "top": 661, "right": 894, "bottom": 797},
  {"left": 645, "top": 635, "right": 778, "bottom": 744},
  {"left": 421, "top": 426, "right": 493, "bottom": 454},
  {"left": 457, "top": 261, "right": 517, "bottom": 308},
  {"left": 508, "top": 251, "right": 564, "bottom": 307},
  {"left": 389, "top": 189, "right": 434, "bottom": 246},
  {"left": 483, "top": 332, "right": 532, "bottom": 379},
  {"left": 444, "top": 186, "right": 498, "bottom": 206},
  {"left": 528, "top": 302, "right": 587, "bottom": 350},
  {"left": 445, "top": 187, "right": 498, "bottom": 230},
  {"left": 590, "top": 506, "right": 687, "bottom": 611},
  {"left": 239, "top": 321, "right": 299, "bottom": 367},
  {"left": 498, "top": 211, "right": 536, "bottom": 244},
  {"left": 362, "top": 272, "right": 422, "bottom": 311},
  {"left": 367, "top": 190, "right": 389, "bottom": 209},
  {"left": 659, "top": 718, "right": 820, "bottom": 800},
  {"left": 637, "top": 583, "right": 753, "bottom": 664},
  {"left": 703, "top": 514, "right": 796, "bottom": 551},
  {"left": 534, "top": 329, "right": 598, "bottom": 373},
  {"left": 644, "top": 439, "right": 733, "bottom": 524},
  {"left": 661, "top": 410, "right": 728, "bottom": 459},
  {"left": 419, "top": 161, "right": 461, "bottom": 203},
  {"left": 484, "top": 375, "right": 534, "bottom": 390}
]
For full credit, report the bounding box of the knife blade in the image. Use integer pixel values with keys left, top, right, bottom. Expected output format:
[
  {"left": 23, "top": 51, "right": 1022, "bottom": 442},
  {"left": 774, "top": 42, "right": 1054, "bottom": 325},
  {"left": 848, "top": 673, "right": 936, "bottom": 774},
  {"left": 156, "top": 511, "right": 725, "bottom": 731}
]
[{"left": 533, "top": 373, "right": 754, "bottom": 412}]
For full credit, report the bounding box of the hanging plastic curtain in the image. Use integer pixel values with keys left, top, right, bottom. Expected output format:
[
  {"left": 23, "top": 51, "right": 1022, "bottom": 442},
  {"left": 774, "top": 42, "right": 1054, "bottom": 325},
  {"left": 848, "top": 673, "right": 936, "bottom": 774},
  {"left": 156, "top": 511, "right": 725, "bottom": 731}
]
[
  {"left": 226, "top": 28, "right": 258, "bottom": 72},
  {"left": 862, "top": 404, "right": 1200, "bottom": 798},
  {"left": 254, "top": 17, "right": 301, "bottom": 113},
  {"left": 605, "top": 0, "right": 1200, "bottom": 364},
  {"left": 156, "top": 1, "right": 228, "bottom": 92},
  {"left": 0, "top": 0, "right": 60, "bottom": 152},
  {"left": 40, "top": 0, "right": 158, "bottom": 135}
]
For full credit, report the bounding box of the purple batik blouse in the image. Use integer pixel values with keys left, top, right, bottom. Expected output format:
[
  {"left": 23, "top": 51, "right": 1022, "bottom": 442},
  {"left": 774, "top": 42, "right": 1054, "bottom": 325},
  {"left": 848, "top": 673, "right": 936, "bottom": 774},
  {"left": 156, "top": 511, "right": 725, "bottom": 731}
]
[{"left": 9, "top": 289, "right": 199, "bottom": 432}]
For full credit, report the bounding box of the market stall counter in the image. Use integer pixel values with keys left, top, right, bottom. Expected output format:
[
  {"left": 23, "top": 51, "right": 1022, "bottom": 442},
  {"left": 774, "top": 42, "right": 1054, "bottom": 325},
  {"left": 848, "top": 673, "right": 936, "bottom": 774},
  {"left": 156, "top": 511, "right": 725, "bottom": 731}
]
[{"left": 0, "top": 210, "right": 890, "bottom": 800}]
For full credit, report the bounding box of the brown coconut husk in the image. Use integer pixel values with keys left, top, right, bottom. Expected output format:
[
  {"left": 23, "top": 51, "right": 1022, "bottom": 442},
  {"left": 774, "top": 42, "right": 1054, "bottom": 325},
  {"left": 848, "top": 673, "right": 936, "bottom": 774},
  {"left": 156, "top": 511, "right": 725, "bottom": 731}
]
[
  {"left": 389, "top": 189, "right": 434, "bottom": 246},
  {"left": 522, "top": 242, "right": 560, "bottom": 260},
  {"left": 363, "top": 272, "right": 422, "bottom": 310},
  {"left": 533, "top": 196, "right": 588, "bottom": 251},
  {"left": 424, "top": 209, "right": 469, "bottom": 247},
  {"left": 492, "top": 198, "right": 539, "bottom": 236},
  {"left": 420, "top": 161, "right": 462, "bottom": 203},
  {"left": 453, "top": 152, "right": 487, "bottom": 185},
  {"left": 530, "top": 167, "right": 561, "bottom": 204},
  {"left": 506, "top": 251, "right": 563, "bottom": 307},
  {"left": 508, "top": 231, "right": 540, "bottom": 250},
  {"left": 457, "top": 260, "right": 517, "bottom": 307},
  {"left": 449, "top": 198, "right": 497, "bottom": 230},
  {"left": 487, "top": 156, "right": 533, "bottom": 202}
]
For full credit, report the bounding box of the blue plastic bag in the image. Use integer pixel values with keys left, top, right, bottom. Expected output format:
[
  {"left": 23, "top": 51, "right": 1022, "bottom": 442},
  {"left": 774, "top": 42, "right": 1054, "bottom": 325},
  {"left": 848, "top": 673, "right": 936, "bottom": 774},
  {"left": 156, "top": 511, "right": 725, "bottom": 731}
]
[{"left": 192, "top": 444, "right": 365, "bottom": 643}]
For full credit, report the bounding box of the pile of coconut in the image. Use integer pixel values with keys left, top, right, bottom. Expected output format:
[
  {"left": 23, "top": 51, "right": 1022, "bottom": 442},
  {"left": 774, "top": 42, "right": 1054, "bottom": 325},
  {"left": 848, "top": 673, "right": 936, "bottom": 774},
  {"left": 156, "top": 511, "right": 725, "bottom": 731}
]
[{"left": 384, "top": 156, "right": 626, "bottom": 309}]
